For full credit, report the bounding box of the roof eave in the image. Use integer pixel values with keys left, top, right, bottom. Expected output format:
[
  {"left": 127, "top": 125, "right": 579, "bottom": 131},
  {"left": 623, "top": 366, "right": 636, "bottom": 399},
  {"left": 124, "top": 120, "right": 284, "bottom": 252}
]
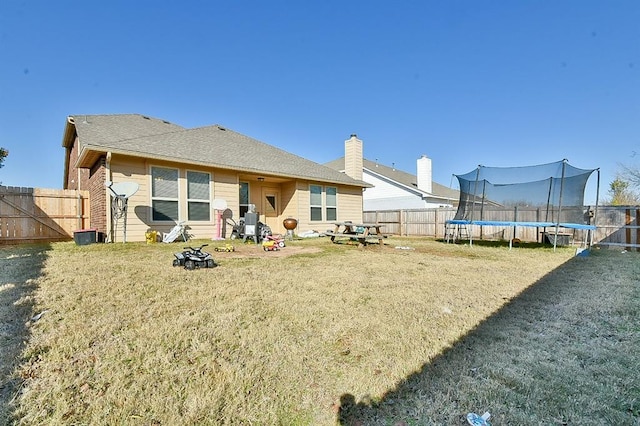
[
  {"left": 77, "top": 146, "right": 371, "bottom": 188},
  {"left": 61, "top": 117, "right": 78, "bottom": 189},
  {"left": 364, "top": 167, "right": 424, "bottom": 195}
]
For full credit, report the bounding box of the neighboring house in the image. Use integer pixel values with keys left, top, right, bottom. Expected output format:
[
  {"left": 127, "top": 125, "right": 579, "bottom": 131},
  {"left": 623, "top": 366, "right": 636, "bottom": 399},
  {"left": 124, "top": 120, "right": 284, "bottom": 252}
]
[
  {"left": 325, "top": 140, "right": 458, "bottom": 211},
  {"left": 62, "top": 114, "right": 371, "bottom": 242}
]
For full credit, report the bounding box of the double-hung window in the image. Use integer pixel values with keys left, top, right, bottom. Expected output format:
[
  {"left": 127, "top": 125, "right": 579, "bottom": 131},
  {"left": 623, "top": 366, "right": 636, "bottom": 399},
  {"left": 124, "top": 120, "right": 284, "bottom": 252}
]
[
  {"left": 187, "top": 171, "right": 211, "bottom": 221},
  {"left": 239, "top": 182, "right": 250, "bottom": 218},
  {"left": 325, "top": 186, "right": 337, "bottom": 221},
  {"left": 310, "top": 185, "right": 337, "bottom": 221},
  {"left": 151, "top": 167, "right": 179, "bottom": 221},
  {"left": 310, "top": 185, "right": 323, "bottom": 221}
]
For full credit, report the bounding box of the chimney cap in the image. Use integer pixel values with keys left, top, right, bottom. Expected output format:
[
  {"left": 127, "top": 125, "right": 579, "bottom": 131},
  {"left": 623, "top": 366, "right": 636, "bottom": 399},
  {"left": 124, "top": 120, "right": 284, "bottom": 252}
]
[{"left": 350, "top": 133, "right": 358, "bottom": 138}]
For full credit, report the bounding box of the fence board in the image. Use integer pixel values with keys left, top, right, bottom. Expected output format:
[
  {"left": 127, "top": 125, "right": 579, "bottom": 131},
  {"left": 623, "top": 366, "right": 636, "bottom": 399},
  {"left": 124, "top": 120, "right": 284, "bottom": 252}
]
[
  {"left": 364, "top": 206, "right": 638, "bottom": 249},
  {"left": 0, "top": 186, "right": 89, "bottom": 244}
]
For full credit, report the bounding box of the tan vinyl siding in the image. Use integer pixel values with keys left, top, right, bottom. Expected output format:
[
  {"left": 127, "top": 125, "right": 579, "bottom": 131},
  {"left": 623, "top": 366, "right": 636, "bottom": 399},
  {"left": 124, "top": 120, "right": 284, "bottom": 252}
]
[
  {"left": 338, "top": 186, "right": 364, "bottom": 224},
  {"left": 110, "top": 157, "right": 153, "bottom": 242},
  {"left": 109, "top": 156, "right": 217, "bottom": 242},
  {"left": 213, "top": 171, "right": 239, "bottom": 237},
  {"left": 292, "top": 182, "right": 363, "bottom": 234},
  {"left": 102, "top": 156, "right": 365, "bottom": 242},
  {"left": 280, "top": 181, "right": 299, "bottom": 233}
]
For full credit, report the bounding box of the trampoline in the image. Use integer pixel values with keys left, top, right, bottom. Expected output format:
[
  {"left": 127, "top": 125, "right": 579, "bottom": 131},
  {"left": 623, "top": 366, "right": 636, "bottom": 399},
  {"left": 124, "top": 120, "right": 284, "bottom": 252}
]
[{"left": 446, "top": 160, "right": 600, "bottom": 249}]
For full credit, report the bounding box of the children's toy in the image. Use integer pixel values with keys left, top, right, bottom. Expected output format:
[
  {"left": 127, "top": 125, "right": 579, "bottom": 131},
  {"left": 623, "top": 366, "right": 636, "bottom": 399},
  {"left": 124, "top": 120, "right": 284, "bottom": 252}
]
[
  {"left": 467, "top": 412, "right": 491, "bottom": 426},
  {"left": 163, "top": 221, "right": 189, "bottom": 243},
  {"left": 262, "top": 239, "right": 280, "bottom": 251},
  {"left": 230, "top": 217, "right": 273, "bottom": 243},
  {"left": 263, "top": 233, "right": 285, "bottom": 248},
  {"left": 173, "top": 244, "right": 217, "bottom": 270},
  {"left": 214, "top": 244, "right": 235, "bottom": 252}
]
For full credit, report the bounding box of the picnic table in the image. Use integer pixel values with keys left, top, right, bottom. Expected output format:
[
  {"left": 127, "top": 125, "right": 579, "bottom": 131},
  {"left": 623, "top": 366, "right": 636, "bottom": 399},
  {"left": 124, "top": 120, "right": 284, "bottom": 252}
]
[{"left": 324, "top": 222, "right": 388, "bottom": 247}]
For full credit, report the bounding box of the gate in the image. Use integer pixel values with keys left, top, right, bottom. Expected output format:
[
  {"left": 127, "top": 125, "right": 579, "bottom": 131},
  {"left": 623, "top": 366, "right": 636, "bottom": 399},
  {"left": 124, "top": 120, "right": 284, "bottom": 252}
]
[{"left": 0, "top": 186, "right": 89, "bottom": 244}]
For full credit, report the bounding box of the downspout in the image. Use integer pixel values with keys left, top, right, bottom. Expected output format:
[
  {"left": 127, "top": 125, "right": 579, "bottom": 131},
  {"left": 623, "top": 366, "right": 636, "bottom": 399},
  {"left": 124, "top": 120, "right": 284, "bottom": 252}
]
[
  {"left": 105, "top": 152, "right": 112, "bottom": 242},
  {"left": 77, "top": 167, "right": 82, "bottom": 231}
]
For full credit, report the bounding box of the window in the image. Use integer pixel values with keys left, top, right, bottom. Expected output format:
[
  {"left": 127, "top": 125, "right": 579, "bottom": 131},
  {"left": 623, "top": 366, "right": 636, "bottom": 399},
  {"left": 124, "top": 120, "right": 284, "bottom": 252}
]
[
  {"left": 310, "top": 185, "right": 338, "bottom": 221},
  {"left": 239, "top": 182, "right": 250, "bottom": 218},
  {"left": 325, "top": 186, "right": 337, "bottom": 221},
  {"left": 151, "top": 167, "right": 179, "bottom": 221},
  {"left": 187, "top": 171, "right": 210, "bottom": 221},
  {"left": 310, "top": 184, "right": 323, "bottom": 221}
]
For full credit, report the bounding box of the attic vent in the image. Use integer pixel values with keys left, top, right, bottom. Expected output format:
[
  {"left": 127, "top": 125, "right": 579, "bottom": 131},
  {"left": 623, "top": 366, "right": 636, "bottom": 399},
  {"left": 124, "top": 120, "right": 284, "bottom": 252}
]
[{"left": 142, "top": 116, "right": 150, "bottom": 120}]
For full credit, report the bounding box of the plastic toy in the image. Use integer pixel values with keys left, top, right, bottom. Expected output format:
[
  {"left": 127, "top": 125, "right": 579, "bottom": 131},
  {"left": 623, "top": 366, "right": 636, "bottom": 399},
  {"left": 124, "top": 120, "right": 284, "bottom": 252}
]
[
  {"left": 173, "top": 244, "right": 217, "bottom": 270},
  {"left": 214, "top": 244, "right": 235, "bottom": 252},
  {"left": 263, "top": 233, "right": 285, "bottom": 248},
  {"left": 467, "top": 412, "right": 491, "bottom": 426},
  {"left": 262, "top": 240, "right": 280, "bottom": 251}
]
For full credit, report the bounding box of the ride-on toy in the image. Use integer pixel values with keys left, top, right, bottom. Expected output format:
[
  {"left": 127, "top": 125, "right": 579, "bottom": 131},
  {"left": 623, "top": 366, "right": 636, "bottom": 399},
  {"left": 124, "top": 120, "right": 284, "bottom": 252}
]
[
  {"left": 262, "top": 239, "right": 280, "bottom": 251},
  {"left": 173, "top": 244, "right": 217, "bottom": 270},
  {"left": 263, "top": 234, "right": 285, "bottom": 248}
]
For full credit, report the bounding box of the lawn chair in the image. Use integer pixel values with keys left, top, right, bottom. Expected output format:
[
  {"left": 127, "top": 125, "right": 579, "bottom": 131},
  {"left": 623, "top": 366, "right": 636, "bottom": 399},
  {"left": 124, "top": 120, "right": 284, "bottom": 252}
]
[{"left": 162, "top": 221, "right": 188, "bottom": 243}]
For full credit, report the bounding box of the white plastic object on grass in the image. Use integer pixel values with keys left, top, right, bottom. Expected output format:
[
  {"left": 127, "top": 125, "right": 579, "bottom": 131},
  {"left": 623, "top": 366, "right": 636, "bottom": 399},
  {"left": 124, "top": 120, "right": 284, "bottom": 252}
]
[{"left": 467, "top": 411, "right": 491, "bottom": 426}]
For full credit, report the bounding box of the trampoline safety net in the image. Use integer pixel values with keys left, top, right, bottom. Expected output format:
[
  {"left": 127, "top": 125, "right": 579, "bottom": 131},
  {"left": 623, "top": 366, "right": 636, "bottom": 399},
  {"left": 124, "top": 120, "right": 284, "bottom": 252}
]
[{"left": 453, "top": 160, "right": 597, "bottom": 225}]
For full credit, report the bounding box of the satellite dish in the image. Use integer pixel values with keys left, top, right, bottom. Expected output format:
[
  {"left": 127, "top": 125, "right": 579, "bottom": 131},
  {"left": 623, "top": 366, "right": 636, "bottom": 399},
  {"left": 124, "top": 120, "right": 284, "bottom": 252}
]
[
  {"left": 213, "top": 199, "right": 227, "bottom": 210},
  {"left": 105, "top": 181, "right": 139, "bottom": 244},
  {"left": 109, "top": 182, "right": 139, "bottom": 199}
]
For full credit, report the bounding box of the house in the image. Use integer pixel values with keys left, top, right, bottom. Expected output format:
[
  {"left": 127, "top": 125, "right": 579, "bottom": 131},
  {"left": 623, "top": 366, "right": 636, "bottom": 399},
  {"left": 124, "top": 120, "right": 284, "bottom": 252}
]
[
  {"left": 62, "top": 114, "right": 371, "bottom": 242},
  {"left": 325, "top": 138, "right": 458, "bottom": 211}
]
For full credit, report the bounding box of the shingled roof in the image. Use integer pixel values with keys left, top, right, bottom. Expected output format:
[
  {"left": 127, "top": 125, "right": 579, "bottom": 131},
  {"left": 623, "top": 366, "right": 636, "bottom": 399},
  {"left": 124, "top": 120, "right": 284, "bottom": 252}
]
[
  {"left": 62, "top": 114, "right": 369, "bottom": 187},
  {"left": 325, "top": 157, "right": 458, "bottom": 201}
]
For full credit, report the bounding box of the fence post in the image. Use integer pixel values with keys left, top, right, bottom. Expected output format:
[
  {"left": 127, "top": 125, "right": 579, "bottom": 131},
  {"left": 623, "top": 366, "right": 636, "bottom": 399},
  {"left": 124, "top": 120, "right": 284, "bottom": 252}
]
[
  {"left": 626, "top": 209, "right": 632, "bottom": 251},
  {"left": 636, "top": 208, "right": 640, "bottom": 252}
]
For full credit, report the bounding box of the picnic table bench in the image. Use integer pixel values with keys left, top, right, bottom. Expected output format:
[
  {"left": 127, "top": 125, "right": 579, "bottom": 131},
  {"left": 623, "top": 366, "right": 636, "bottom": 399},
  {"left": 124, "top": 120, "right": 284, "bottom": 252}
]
[{"left": 324, "top": 222, "right": 388, "bottom": 247}]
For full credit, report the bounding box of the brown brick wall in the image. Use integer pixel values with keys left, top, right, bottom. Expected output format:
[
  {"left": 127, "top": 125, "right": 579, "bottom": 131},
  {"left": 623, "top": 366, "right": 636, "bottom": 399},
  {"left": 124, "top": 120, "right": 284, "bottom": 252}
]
[
  {"left": 66, "top": 136, "right": 89, "bottom": 190},
  {"left": 88, "top": 157, "right": 107, "bottom": 234}
]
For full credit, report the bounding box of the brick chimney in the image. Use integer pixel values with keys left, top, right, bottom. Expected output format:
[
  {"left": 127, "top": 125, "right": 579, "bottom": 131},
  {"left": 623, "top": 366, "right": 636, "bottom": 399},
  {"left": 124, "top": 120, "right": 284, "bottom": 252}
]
[
  {"left": 417, "top": 155, "right": 432, "bottom": 193},
  {"left": 344, "top": 134, "right": 363, "bottom": 181}
]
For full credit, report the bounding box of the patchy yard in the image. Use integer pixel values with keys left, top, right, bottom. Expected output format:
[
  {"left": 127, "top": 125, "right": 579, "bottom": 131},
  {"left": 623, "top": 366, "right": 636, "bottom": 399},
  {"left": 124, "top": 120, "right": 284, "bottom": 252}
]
[{"left": 1, "top": 238, "right": 638, "bottom": 425}]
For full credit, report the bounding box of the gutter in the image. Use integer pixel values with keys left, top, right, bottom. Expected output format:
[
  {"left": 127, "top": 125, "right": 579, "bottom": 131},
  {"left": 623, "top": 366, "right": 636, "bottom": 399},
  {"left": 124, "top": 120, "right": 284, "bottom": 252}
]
[{"left": 78, "top": 145, "right": 371, "bottom": 188}]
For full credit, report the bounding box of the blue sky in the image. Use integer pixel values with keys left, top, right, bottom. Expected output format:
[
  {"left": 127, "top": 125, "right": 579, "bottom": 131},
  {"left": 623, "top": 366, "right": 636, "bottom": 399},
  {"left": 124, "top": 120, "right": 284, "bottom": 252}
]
[{"left": 1, "top": 1, "right": 638, "bottom": 205}]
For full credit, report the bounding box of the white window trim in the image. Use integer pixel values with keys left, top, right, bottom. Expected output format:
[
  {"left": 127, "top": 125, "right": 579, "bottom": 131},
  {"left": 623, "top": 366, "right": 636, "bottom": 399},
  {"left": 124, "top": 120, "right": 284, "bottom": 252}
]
[
  {"left": 150, "top": 165, "right": 181, "bottom": 223},
  {"left": 239, "top": 181, "right": 252, "bottom": 217},
  {"left": 186, "top": 169, "right": 212, "bottom": 222},
  {"left": 309, "top": 184, "right": 324, "bottom": 222},
  {"left": 325, "top": 186, "right": 337, "bottom": 221}
]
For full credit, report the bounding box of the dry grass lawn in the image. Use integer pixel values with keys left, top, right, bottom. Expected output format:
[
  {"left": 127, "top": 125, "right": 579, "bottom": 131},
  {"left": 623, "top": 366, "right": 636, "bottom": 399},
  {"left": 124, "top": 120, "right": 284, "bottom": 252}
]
[{"left": 1, "top": 237, "right": 638, "bottom": 425}]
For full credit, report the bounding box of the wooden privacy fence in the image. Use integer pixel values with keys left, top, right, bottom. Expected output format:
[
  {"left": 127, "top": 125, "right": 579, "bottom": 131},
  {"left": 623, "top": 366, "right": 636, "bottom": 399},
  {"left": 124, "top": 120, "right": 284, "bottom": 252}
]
[
  {"left": 594, "top": 206, "right": 640, "bottom": 249},
  {"left": 364, "top": 206, "right": 640, "bottom": 249},
  {"left": 0, "top": 186, "right": 89, "bottom": 244}
]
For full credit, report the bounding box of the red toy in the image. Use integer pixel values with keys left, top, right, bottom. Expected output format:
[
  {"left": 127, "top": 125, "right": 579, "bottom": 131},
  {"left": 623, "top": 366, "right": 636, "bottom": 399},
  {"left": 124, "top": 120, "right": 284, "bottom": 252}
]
[{"left": 263, "top": 234, "right": 285, "bottom": 248}]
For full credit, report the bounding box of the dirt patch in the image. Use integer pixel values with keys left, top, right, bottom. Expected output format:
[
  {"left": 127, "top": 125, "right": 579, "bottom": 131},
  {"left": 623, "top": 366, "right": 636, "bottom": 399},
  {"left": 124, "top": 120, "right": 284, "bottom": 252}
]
[{"left": 209, "top": 242, "right": 322, "bottom": 259}]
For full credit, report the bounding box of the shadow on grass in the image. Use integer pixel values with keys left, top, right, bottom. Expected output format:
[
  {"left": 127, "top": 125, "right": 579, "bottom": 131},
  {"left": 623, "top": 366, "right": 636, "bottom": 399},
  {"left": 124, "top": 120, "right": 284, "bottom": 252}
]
[
  {"left": 338, "top": 249, "right": 639, "bottom": 425},
  {"left": 0, "top": 244, "right": 51, "bottom": 424},
  {"left": 436, "top": 238, "right": 567, "bottom": 250}
]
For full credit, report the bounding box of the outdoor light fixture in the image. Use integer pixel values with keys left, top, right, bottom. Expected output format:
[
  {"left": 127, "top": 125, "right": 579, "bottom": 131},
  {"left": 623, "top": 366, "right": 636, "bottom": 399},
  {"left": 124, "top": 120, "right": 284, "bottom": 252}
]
[{"left": 257, "top": 177, "right": 265, "bottom": 182}]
